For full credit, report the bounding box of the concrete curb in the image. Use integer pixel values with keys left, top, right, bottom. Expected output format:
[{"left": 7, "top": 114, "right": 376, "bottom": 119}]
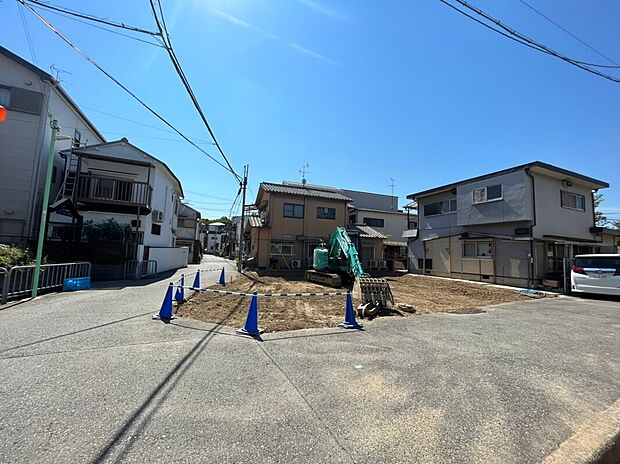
[{"left": 543, "top": 399, "right": 620, "bottom": 464}]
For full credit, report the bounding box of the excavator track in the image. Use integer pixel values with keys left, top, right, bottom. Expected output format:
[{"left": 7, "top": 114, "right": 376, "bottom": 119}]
[{"left": 305, "top": 269, "right": 342, "bottom": 287}]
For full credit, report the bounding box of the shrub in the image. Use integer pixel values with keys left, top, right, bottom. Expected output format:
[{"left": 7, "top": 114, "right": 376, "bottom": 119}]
[{"left": 0, "top": 244, "right": 35, "bottom": 269}]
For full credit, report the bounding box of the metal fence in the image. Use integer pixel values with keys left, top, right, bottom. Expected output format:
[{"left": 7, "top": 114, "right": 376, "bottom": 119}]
[
  {"left": 123, "top": 260, "right": 158, "bottom": 280},
  {"left": 1, "top": 262, "right": 91, "bottom": 305}
]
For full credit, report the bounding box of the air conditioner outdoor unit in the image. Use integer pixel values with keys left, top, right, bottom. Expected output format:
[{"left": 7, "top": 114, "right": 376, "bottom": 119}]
[
  {"left": 291, "top": 259, "right": 302, "bottom": 269},
  {"left": 152, "top": 210, "right": 164, "bottom": 223}
]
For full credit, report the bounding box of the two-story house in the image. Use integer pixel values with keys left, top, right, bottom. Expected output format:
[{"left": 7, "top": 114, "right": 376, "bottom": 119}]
[
  {"left": 0, "top": 46, "right": 105, "bottom": 245},
  {"left": 407, "top": 161, "right": 609, "bottom": 288},
  {"left": 343, "top": 188, "right": 414, "bottom": 270},
  {"left": 206, "top": 221, "right": 227, "bottom": 255},
  {"left": 247, "top": 181, "right": 352, "bottom": 269},
  {"left": 177, "top": 203, "right": 202, "bottom": 264},
  {"left": 48, "top": 138, "right": 188, "bottom": 274}
]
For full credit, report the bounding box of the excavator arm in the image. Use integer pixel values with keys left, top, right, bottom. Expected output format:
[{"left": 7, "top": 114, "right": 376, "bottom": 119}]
[{"left": 328, "top": 227, "right": 365, "bottom": 278}]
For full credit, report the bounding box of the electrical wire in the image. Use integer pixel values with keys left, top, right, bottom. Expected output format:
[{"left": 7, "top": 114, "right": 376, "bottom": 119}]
[
  {"left": 18, "top": 0, "right": 241, "bottom": 177},
  {"left": 518, "top": 0, "right": 619, "bottom": 68},
  {"left": 148, "top": 0, "right": 242, "bottom": 183},
  {"left": 24, "top": 0, "right": 161, "bottom": 36},
  {"left": 99, "top": 130, "right": 214, "bottom": 143},
  {"left": 19, "top": 5, "right": 38, "bottom": 65},
  {"left": 184, "top": 191, "right": 234, "bottom": 202},
  {"left": 78, "top": 104, "right": 212, "bottom": 143},
  {"left": 26, "top": 2, "right": 166, "bottom": 48},
  {"left": 438, "top": 0, "right": 620, "bottom": 84}
]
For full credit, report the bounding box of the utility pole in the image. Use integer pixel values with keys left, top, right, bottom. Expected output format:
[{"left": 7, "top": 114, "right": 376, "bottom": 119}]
[
  {"left": 32, "top": 119, "right": 60, "bottom": 298},
  {"left": 237, "top": 165, "right": 248, "bottom": 272}
]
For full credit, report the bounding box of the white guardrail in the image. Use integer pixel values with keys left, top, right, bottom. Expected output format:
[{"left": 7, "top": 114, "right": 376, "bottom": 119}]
[{"left": 0, "top": 262, "right": 91, "bottom": 305}]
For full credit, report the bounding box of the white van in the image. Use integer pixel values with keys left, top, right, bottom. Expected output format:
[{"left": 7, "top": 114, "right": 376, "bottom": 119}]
[{"left": 571, "top": 254, "right": 620, "bottom": 296}]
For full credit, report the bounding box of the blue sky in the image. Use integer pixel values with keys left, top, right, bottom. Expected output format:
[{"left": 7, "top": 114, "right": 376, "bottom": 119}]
[{"left": 2, "top": 0, "right": 619, "bottom": 219}]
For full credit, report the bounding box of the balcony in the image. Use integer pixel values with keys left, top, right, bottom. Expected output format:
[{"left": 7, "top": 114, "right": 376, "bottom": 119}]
[{"left": 75, "top": 174, "right": 152, "bottom": 214}]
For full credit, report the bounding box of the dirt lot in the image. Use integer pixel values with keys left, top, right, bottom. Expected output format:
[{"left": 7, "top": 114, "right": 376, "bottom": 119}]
[{"left": 177, "top": 272, "right": 529, "bottom": 332}]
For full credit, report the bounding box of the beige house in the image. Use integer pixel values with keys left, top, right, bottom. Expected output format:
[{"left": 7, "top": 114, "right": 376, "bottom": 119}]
[
  {"left": 246, "top": 182, "right": 352, "bottom": 269},
  {"left": 407, "top": 161, "right": 609, "bottom": 289}
]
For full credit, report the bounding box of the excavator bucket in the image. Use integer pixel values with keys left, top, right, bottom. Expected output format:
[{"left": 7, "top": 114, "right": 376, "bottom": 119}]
[{"left": 352, "top": 276, "right": 394, "bottom": 317}]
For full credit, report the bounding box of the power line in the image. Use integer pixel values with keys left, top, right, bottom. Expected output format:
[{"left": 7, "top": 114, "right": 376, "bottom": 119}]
[
  {"left": 26, "top": 2, "right": 165, "bottom": 48},
  {"left": 184, "top": 190, "right": 234, "bottom": 202},
  {"left": 24, "top": 0, "right": 161, "bottom": 36},
  {"left": 438, "top": 0, "right": 620, "bottom": 84},
  {"left": 19, "top": 0, "right": 240, "bottom": 177},
  {"left": 100, "top": 130, "right": 214, "bottom": 144},
  {"left": 518, "top": 0, "right": 619, "bottom": 68},
  {"left": 18, "top": 5, "right": 38, "bottom": 64},
  {"left": 148, "top": 0, "right": 241, "bottom": 183},
  {"left": 78, "top": 104, "right": 212, "bottom": 143}
]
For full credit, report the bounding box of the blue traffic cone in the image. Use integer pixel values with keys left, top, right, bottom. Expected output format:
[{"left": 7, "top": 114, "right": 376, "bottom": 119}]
[
  {"left": 236, "top": 293, "right": 264, "bottom": 336},
  {"left": 153, "top": 282, "right": 176, "bottom": 321},
  {"left": 219, "top": 267, "right": 226, "bottom": 286},
  {"left": 191, "top": 270, "right": 200, "bottom": 291},
  {"left": 339, "top": 290, "right": 363, "bottom": 329},
  {"left": 175, "top": 274, "right": 186, "bottom": 302}
]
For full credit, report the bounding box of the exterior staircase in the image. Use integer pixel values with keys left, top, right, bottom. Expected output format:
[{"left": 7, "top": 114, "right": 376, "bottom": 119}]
[{"left": 55, "top": 152, "right": 80, "bottom": 203}]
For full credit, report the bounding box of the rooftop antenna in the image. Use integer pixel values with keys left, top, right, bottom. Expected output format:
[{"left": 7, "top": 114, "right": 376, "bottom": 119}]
[
  {"left": 389, "top": 178, "right": 396, "bottom": 210},
  {"left": 299, "top": 163, "right": 310, "bottom": 185},
  {"left": 49, "top": 64, "right": 71, "bottom": 82}
]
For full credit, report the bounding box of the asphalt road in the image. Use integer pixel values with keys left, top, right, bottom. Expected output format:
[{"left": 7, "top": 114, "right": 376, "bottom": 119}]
[{"left": 0, "top": 259, "right": 618, "bottom": 463}]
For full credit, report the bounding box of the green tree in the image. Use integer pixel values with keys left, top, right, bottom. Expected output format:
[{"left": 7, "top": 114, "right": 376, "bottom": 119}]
[
  {"left": 594, "top": 193, "right": 608, "bottom": 227},
  {"left": 202, "top": 216, "right": 231, "bottom": 225}
]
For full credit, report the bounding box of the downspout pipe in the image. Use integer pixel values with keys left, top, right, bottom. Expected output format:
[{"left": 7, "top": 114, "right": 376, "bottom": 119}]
[{"left": 525, "top": 168, "right": 536, "bottom": 289}]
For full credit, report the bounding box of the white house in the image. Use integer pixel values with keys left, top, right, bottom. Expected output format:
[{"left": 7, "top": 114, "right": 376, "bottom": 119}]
[
  {"left": 206, "top": 222, "right": 226, "bottom": 254},
  {"left": 177, "top": 203, "right": 202, "bottom": 264},
  {"left": 49, "top": 138, "right": 189, "bottom": 273},
  {"left": 0, "top": 45, "right": 105, "bottom": 245},
  {"left": 342, "top": 188, "right": 415, "bottom": 270}
]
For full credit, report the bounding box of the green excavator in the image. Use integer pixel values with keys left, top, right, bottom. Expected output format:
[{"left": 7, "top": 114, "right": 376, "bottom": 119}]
[{"left": 305, "top": 227, "right": 394, "bottom": 318}]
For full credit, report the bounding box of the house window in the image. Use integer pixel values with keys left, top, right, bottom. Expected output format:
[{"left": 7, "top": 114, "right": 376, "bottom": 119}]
[
  {"left": 0, "top": 87, "right": 10, "bottom": 107},
  {"left": 151, "top": 224, "right": 161, "bottom": 235},
  {"left": 473, "top": 184, "right": 502, "bottom": 204},
  {"left": 363, "top": 217, "right": 384, "bottom": 228},
  {"left": 316, "top": 207, "right": 336, "bottom": 220},
  {"left": 423, "top": 199, "right": 457, "bottom": 216},
  {"left": 283, "top": 203, "right": 304, "bottom": 218},
  {"left": 271, "top": 242, "right": 294, "bottom": 256},
  {"left": 361, "top": 246, "right": 374, "bottom": 260},
  {"left": 407, "top": 219, "right": 417, "bottom": 229},
  {"left": 560, "top": 190, "right": 585, "bottom": 211},
  {"left": 349, "top": 213, "right": 357, "bottom": 224},
  {"left": 418, "top": 258, "right": 433, "bottom": 270},
  {"left": 463, "top": 241, "right": 493, "bottom": 258}
]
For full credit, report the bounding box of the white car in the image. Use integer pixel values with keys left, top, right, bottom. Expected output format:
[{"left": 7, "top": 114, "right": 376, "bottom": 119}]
[{"left": 571, "top": 254, "right": 620, "bottom": 296}]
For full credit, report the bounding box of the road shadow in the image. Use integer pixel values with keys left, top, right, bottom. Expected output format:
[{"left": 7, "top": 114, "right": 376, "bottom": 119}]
[
  {"left": 569, "top": 292, "right": 620, "bottom": 303},
  {"left": 89, "top": 286, "right": 253, "bottom": 462},
  {"left": 0, "top": 311, "right": 155, "bottom": 355},
  {"left": 89, "top": 270, "right": 179, "bottom": 290}
]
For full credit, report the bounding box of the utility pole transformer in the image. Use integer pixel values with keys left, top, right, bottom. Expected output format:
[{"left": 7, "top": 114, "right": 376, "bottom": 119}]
[{"left": 237, "top": 165, "right": 249, "bottom": 272}]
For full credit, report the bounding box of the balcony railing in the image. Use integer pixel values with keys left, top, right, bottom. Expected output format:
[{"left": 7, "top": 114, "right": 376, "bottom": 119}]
[{"left": 75, "top": 175, "right": 152, "bottom": 207}]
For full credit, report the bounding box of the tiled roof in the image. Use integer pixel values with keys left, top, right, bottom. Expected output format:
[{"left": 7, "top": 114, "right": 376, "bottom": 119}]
[
  {"left": 247, "top": 216, "right": 263, "bottom": 228},
  {"left": 351, "top": 225, "right": 388, "bottom": 239},
  {"left": 260, "top": 182, "right": 352, "bottom": 201}
]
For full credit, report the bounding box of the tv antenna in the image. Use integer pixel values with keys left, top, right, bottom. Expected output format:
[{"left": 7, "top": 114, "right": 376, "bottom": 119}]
[
  {"left": 49, "top": 64, "right": 71, "bottom": 82},
  {"left": 389, "top": 178, "right": 396, "bottom": 210},
  {"left": 299, "top": 163, "right": 310, "bottom": 185}
]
